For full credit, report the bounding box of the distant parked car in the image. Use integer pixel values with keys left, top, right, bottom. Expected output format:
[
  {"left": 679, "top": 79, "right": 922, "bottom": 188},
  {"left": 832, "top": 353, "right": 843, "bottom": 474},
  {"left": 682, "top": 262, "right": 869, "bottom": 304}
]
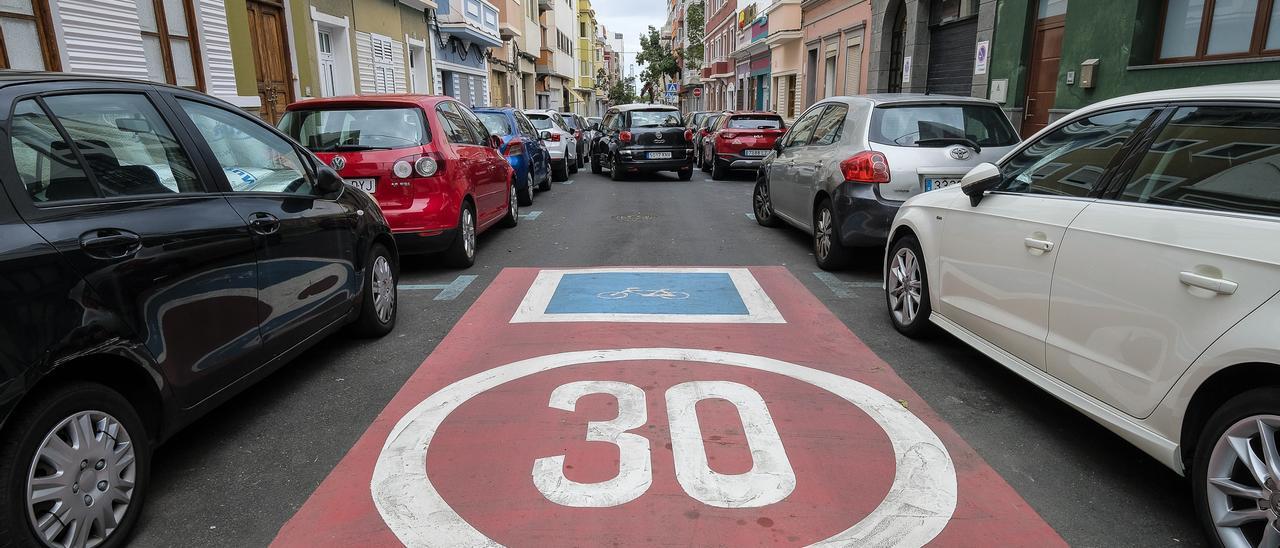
[
  {"left": 883, "top": 82, "right": 1280, "bottom": 548},
  {"left": 282, "top": 94, "right": 519, "bottom": 268},
  {"left": 753, "top": 95, "right": 1019, "bottom": 269},
  {"left": 592, "top": 104, "right": 694, "bottom": 181},
  {"left": 584, "top": 116, "right": 603, "bottom": 159},
  {"left": 685, "top": 110, "right": 713, "bottom": 134},
  {"left": 525, "top": 109, "right": 579, "bottom": 181},
  {"left": 0, "top": 73, "right": 397, "bottom": 548},
  {"left": 562, "top": 113, "right": 590, "bottom": 169},
  {"left": 707, "top": 111, "right": 787, "bottom": 181},
  {"left": 474, "top": 106, "right": 552, "bottom": 204},
  {"left": 693, "top": 112, "right": 724, "bottom": 169}
]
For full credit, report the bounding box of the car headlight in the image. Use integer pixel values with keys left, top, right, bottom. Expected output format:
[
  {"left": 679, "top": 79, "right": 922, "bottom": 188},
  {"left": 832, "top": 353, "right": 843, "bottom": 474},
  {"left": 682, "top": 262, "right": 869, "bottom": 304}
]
[{"left": 392, "top": 160, "right": 413, "bottom": 179}]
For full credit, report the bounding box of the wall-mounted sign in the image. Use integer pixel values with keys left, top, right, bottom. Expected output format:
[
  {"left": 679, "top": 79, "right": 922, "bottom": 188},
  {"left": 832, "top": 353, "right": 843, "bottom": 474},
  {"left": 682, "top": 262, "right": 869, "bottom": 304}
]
[
  {"left": 738, "top": 4, "right": 757, "bottom": 30},
  {"left": 974, "top": 41, "right": 989, "bottom": 75},
  {"left": 902, "top": 56, "right": 912, "bottom": 84}
]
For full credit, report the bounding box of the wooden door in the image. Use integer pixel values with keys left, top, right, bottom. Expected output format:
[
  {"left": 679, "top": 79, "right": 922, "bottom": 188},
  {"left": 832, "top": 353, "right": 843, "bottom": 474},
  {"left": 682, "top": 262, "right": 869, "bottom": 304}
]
[
  {"left": 246, "top": 0, "right": 294, "bottom": 122},
  {"left": 1022, "top": 15, "right": 1065, "bottom": 136}
]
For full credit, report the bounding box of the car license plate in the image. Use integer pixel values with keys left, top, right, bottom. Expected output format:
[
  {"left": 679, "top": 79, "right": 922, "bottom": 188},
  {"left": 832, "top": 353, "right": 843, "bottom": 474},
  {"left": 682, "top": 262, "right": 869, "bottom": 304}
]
[
  {"left": 346, "top": 178, "right": 376, "bottom": 194},
  {"left": 924, "top": 177, "right": 960, "bottom": 192},
  {"left": 648, "top": 151, "right": 673, "bottom": 159},
  {"left": 744, "top": 149, "right": 769, "bottom": 157}
]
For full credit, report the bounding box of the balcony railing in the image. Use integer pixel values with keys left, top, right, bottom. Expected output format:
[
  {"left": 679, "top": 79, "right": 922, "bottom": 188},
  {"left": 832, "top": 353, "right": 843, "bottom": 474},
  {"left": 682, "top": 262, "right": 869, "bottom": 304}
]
[{"left": 437, "top": 0, "right": 503, "bottom": 49}]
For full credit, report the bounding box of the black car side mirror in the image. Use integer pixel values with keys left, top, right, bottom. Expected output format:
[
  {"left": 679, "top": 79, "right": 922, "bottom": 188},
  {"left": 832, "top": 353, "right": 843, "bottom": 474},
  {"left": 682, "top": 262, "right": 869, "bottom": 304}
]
[
  {"left": 960, "top": 162, "right": 1002, "bottom": 206},
  {"left": 539, "top": 130, "right": 552, "bottom": 141},
  {"left": 315, "top": 166, "right": 344, "bottom": 194},
  {"left": 773, "top": 140, "right": 785, "bottom": 152}
]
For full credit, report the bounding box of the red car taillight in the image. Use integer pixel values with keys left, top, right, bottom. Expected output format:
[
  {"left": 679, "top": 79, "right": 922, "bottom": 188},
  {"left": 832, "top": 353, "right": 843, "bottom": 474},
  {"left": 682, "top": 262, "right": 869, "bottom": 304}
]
[
  {"left": 684, "top": 129, "right": 694, "bottom": 142},
  {"left": 575, "top": 130, "right": 583, "bottom": 139},
  {"left": 550, "top": 133, "right": 562, "bottom": 142},
  {"left": 619, "top": 131, "right": 633, "bottom": 143},
  {"left": 504, "top": 140, "right": 525, "bottom": 157},
  {"left": 840, "top": 151, "right": 891, "bottom": 184}
]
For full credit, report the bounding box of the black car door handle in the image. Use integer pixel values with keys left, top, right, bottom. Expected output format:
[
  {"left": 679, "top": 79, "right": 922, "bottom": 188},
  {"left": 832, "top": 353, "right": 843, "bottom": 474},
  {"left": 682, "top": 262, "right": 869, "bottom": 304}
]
[
  {"left": 79, "top": 229, "right": 142, "bottom": 259},
  {"left": 248, "top": 212, "right": 281, "bottom": 235}
]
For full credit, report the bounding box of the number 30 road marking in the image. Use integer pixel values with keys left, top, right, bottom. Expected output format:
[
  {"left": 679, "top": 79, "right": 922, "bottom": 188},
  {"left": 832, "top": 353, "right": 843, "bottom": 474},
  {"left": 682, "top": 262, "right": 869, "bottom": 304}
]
[
  {"left": 533, "top": 380, "right": 796, "bottom": 508},
  {"left": 372, "top": 349, "right": 956, "bottom": 547}
]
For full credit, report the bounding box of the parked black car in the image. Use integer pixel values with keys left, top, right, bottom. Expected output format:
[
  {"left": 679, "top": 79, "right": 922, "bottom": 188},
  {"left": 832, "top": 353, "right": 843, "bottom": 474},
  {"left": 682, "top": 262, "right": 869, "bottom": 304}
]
[
  {"left": 0, "top": 73, "right": 398, "bottom": 548},
  {"left": 591, "top": 104, "right": 694, "bottom": 181}
]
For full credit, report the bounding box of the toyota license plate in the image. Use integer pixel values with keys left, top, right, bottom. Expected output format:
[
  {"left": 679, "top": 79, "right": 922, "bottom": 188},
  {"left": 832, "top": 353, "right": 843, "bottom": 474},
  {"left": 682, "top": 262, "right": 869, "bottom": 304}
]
[
  {"left": 648, "top": 151, "right": 673, "bottom": 159},
  {"left": 346, "top": 178, "right": 376, "bottom": 194},
  {"left": 744, "top": 149, "right": 769, "bottom": 157},
  {"left": 924, "top": 178, "right": 960, "bottom": 192}
]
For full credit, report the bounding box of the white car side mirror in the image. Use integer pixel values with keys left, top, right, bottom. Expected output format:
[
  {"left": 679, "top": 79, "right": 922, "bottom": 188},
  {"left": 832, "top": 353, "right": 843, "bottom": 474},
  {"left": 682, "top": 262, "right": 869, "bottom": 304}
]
[{"left": 960, "top": 162, "right": 1002, "bottom": 206}]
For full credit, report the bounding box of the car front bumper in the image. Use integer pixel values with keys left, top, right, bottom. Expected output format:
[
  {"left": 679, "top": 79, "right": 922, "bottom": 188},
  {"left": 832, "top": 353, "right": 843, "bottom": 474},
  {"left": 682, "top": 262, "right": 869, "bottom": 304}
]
[{"left": 832, "top": 182, "right": 903, "bottom": 247}]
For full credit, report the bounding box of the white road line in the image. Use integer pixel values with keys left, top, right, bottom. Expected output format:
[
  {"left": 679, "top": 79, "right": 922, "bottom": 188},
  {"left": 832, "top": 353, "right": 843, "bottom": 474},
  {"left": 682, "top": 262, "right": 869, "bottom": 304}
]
[
  {"left": 745, "top": 213, "right": 756, "bottom": 220},
  {"left": 398, "top": 275, "right": 478, "bottom": 301},
  {"left": 522, "top": 211, "right": 543, "bottom": 220},
  {"left": 560, "top": 180, "right": 574, "bottom": 185},
  {"left": 814, "top": 272, "right": 882, "bottom": 299},
  {"left": 371, "top": 348, "right": 957, "bottom": 548}
]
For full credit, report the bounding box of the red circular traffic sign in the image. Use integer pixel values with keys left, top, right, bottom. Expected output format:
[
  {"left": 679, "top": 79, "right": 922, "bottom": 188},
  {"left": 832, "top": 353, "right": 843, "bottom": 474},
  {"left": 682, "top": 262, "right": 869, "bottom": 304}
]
[
  {"left": 693, "top": 87, "right": 703, "bottom": 97},
  {"left": 372, "top": 349, "right": 956, "bottom": 546}
]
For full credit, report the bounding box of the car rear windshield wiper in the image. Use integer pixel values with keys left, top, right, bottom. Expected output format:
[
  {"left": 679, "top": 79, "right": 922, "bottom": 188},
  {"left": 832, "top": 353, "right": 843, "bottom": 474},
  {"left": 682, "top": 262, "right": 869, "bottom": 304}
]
[
  {"left": 318, "top": 144, "right": 392, "bottom": 152},
  {"left": 915, "top": 137, "right": 982, "bottom": 153}
]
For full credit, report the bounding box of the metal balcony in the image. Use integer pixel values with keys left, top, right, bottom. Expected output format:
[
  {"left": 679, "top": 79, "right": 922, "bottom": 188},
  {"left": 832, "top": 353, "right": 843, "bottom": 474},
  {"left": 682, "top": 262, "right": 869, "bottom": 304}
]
[{"left": 436, "top": 0, "right": 503, "bottom": 49}]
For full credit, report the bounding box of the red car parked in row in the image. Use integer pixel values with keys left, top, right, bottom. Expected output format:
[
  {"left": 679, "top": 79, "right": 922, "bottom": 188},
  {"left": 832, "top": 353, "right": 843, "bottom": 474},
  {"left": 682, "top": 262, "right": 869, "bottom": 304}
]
[
  {"left": 279, "top": 95, "right": 518, "bottom": 267},
  {"left": 703, "top": 111, "right": 787, "bottom": 180}
]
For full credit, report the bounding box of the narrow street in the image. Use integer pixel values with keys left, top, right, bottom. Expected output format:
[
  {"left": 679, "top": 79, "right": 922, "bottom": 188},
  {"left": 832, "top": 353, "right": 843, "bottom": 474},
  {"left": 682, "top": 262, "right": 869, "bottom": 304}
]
[{"left": 134, "top": 167, "right": 1201, "bottom": 547}]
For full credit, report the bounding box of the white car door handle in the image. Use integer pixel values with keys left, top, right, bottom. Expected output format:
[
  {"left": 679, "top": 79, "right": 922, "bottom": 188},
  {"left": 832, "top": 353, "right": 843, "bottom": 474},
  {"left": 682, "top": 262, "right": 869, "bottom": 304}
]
[
  {"left": 1179, "top": 271, "right": 1238, "bottom": 295},
  {"left": 1024, "top": 238, "right": 1055, "bottom": 252}
]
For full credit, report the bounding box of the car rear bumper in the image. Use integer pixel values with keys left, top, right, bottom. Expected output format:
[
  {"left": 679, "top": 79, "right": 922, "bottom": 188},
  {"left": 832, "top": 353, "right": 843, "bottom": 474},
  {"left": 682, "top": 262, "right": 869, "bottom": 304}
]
[
  {"left": 716, "top": 153, "right": 770, "bottom": 170},
  {"left": 394, "top": 228, "right": 458, "bottom": 255},
  {"left": 616, "top": 148, "right": 693, "bottom": 171},
  {"left": 833, "top": 182, "right": 902, "bottom": 247}
]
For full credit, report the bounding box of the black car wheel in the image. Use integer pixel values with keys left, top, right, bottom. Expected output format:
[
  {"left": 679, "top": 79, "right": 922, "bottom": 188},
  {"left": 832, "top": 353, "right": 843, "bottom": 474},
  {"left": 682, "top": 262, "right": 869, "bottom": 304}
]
[
  {"left": 679, "top": 166, "right": 693, "bottom": 181},
  {"left": 610, "top": 157, "right": 625, "bottom": 181},
  {"left": 885, "top": 234, "right": 932, "bottom": 337},
  {"left": 701, "top": 151, "right": 712, "bottom": 172},
  {"left": 551, "top": 159, "right": 569, "bottom": 182},
  {"left": 442, "top": 203, "right": 477, "bottom": 268},
  {"left": 352, "top": 242, "right": 398, "bottom": 337},
  {"left": 711, "top": 159, "right": 727, "bottom": 180},
  {"left": 1193, "top": 388, "right": 1280, "bottom": 548},
  {"left": 0, "top": 382, "right": 151, "bottom": 548},
  {"left": 753, "top": 179, "right": 781, "bottom": 227},
  {"left": 517, "top": 170, "right": 534, "bottom": 206},
  {"left": 814, "top": 198, "right": 851, "bottom": 271},
  {"left": 591, "top": 153, "right": 602, "bottom": 174}
]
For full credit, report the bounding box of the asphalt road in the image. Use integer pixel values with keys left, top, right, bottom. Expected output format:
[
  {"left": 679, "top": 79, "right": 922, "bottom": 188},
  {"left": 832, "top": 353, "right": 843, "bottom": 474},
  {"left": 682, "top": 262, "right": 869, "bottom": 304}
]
[{"left": 133, "top": 162, "right": 1203, "bottom": 547}]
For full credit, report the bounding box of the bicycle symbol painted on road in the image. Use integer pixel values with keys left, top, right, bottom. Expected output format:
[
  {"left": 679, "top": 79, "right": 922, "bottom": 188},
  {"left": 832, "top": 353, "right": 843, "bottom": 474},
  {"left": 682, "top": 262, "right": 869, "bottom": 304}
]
[{"left": 595, "top": 288, "right": 691, "bottom": 300}]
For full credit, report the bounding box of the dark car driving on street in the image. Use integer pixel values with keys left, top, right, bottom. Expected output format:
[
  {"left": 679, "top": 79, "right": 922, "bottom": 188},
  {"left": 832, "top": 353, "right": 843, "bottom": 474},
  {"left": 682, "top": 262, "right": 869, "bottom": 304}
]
[
  {"left": 0, "top": 73, "right": 399, "bottom": 548},
  {"left": 591, "top": 104, "right": 694, "bottom": 181}
]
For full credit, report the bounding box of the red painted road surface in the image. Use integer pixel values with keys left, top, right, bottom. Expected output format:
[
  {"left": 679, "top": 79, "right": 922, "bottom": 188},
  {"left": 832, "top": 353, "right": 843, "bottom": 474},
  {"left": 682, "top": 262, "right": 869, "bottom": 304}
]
[{"left": 274, "top": 267, "right": 1065, "bottom": 547}]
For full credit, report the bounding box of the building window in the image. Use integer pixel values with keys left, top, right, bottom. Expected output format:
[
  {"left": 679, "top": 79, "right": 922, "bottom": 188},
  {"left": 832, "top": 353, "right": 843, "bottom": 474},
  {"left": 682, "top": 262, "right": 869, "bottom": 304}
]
[
  {"left": 0, "top": 0, "right": 58, "bottom": 70},
  {"left": 137, "top": 0, "right": 204, "bottom": 88},
  {"left": 1159, "top": 0, "right": 1280, "bottom": 61},
  {"left": 372, "top": 35, "right": 398, "bottom": 93}
]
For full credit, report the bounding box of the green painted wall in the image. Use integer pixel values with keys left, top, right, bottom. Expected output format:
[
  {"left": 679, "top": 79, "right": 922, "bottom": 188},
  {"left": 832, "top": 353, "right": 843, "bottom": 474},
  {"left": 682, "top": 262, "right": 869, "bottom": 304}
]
[
  {"left": 291, "top": 0, "right": 319, "bottom": 97},
  {"left": 225, "top": 0, "right": 259, "bottom": 98},
  {"left": 352, "top": 0, "right": 402, "bottom": 37},
  {"left": 991, "top": 0, "right": 1280, "bottom": 112}
]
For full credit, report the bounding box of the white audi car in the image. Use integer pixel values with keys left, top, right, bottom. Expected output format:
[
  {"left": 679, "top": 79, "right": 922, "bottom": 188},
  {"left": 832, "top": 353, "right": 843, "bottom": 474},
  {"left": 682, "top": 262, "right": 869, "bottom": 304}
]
[{"left": 884, "top": 81, "right": 1280, "bottom": 547}]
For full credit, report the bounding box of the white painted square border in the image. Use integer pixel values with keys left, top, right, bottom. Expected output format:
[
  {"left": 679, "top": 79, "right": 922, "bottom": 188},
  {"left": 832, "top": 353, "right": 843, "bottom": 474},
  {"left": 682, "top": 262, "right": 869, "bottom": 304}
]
[{"left": 510, "top": 268, "right": 785, "bottom": 324}]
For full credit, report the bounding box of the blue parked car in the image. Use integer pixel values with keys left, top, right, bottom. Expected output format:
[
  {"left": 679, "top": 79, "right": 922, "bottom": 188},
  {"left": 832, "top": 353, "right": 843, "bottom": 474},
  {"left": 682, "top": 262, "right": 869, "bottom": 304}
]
[{"left": 474, "top": 107, "right": 552, "bottom": 206}]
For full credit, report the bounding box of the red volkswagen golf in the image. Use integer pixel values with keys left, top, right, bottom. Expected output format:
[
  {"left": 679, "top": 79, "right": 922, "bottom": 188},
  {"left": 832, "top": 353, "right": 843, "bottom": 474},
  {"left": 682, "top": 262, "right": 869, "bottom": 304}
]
[{"left": 279, "top": 95, "right": 518, "bottom": 267}]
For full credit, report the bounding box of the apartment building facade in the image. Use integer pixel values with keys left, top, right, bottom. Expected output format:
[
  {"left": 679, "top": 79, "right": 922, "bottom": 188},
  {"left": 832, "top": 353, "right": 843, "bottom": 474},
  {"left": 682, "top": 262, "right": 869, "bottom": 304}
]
[
  {"left": 536, "top": 0, "right": 576, "bottom": 111},
  {"left": 574, "top": 0, "right": 596, "bottom": 115},
  {"left": 491, "top": 0, "right": 541, "bottom": 108},
  {"left": 700, "top": 0, "right": 738, "bottom": 110}
]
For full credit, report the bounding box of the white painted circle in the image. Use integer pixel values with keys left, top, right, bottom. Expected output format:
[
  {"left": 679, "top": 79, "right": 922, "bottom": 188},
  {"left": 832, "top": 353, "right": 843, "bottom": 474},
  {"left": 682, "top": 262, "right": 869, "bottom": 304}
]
[{"left": 372, "top": 348, "right": 957, "bottom": 547}]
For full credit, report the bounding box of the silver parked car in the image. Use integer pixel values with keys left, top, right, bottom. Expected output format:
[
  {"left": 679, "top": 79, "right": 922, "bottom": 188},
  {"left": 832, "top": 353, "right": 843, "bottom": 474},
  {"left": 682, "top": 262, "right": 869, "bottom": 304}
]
[{"left": 753, "top": 94, "right": 1021, "bottom": 269}]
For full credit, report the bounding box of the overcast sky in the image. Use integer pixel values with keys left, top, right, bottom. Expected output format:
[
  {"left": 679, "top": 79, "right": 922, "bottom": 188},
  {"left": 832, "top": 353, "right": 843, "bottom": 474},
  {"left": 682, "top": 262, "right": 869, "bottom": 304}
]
[{"left": 592, "top": 0, "right": 666, "bottom": 83}]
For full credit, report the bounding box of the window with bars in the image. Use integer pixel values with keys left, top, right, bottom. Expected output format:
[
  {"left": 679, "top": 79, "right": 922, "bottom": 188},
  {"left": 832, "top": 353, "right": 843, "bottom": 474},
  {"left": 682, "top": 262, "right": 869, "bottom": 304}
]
[
  {"left": 137, "top": 0, "right": 203, "bottom": 88},
  {"left": 1159, "top": 0, "right": 1280, "bottom": 61},
  {"left": 0, "top": 0, "right": 59, "bottom": 70}
]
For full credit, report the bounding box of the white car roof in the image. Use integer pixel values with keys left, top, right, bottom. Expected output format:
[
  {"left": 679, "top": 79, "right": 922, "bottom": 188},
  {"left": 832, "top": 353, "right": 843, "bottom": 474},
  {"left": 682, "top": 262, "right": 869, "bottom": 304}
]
[{"left": 1068, "top": 80, "right": 1280, "bottom": 119}]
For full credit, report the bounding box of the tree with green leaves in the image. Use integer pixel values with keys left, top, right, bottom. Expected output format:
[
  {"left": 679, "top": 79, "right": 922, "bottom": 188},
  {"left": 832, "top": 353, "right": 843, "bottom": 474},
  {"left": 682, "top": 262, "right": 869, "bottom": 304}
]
[
  {"left": 607, "top": 76, "right": 636, "bottom": 105},
  {"left": 635, "top": 25, "right": 679, "bottom": 103},
  {"left": 685, "top": 1, "right": 705, "bottom": 72}
]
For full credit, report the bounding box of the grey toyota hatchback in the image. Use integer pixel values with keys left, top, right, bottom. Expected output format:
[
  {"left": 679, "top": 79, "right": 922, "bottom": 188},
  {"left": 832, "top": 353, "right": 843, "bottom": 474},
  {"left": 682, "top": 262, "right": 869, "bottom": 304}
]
[{"left": 753, "top": 94, "right": 1020, "bottom": 269}]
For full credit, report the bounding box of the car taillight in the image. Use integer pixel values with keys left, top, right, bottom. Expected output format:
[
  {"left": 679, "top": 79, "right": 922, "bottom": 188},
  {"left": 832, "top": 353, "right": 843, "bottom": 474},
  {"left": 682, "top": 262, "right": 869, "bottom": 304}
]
[
  {"left": 392, "top": 159, "right": 414, "bottom": 179},
  {"left": 840, "top": 151, "right": 891, "bottom": 184},
  {"left": 619, "top": 131, "right": 632, "bottom": 143},
  {"left": 414, "top": 156, "right": 438, "bottom": 177},
  {"left": 550, "top": 133, "right": 562, "bottom": 142},
  {"left": 505, "top": 140, "right": 525, "bottom": 157},
  {"left": 575, "top": 130, "right": 582, "bottom": 139},
  {"left": 684, "top": 129, "right": 694, "bottom": 142}
]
